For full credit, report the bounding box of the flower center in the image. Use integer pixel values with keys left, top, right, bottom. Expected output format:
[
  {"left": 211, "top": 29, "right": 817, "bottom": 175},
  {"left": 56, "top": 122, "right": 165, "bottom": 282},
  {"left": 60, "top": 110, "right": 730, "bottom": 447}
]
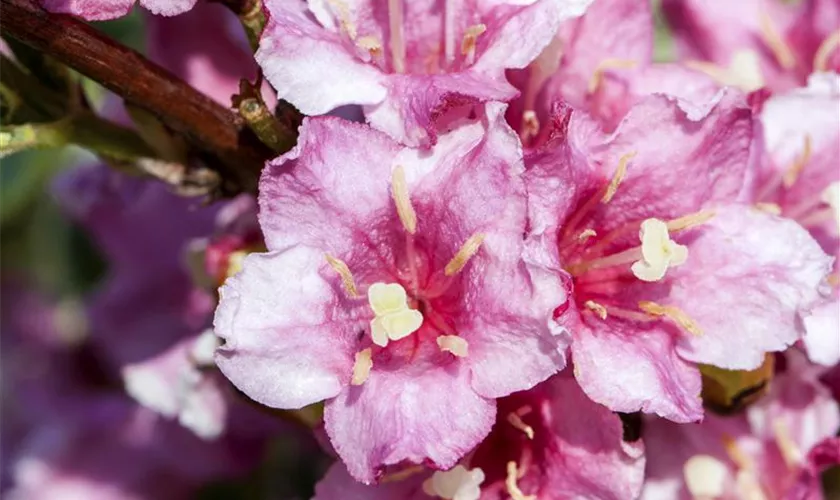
[
  {"left": 556, "top": 154, "right": 711, "bottom": 335},
  {"left": 328, "top": 166, "right": 486, "bottom": 384}
]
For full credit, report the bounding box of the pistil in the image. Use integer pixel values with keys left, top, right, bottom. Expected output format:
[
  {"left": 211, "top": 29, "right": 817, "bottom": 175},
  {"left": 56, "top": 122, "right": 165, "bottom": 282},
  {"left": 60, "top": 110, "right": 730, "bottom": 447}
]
[
  {"left": 505, "top": 462, "right": 536, "bottom": 500},
  {"left": 758, "top": 11, "right": 796, "bottom": 70}
]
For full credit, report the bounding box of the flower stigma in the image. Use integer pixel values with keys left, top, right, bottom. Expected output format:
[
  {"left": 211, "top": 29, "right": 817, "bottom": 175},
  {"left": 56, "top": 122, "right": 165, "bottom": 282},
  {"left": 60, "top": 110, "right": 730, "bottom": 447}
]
[
  {"left": 422, "top": 465, "right": 485, "bottom": 500},
  {"left": 631, "top": 218, "right": 689, "bottom": 282},
  {"left": 368, "top": 282, "right": 424, "bottom": 347}
]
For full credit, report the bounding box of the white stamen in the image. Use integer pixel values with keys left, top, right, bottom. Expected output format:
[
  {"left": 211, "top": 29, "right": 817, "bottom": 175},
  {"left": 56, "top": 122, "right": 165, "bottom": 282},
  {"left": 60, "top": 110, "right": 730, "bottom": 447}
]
[
  {"left": 759, "top": 11, "right": 796, "bottom": 70},
  {"left": 505, "top": 462, "right": 535, "bottom": 500},
  {"left": 391, "top": 165, "right": 417, "bottom": 234},
  {"left": 782, "top": 135, "right": 812, "bottom": 188},
  {"left": 325, "top": 254, "right": 359, "bottom": 297},
  {"left": 584, "top": 300, "right": 608, "bottom": 320},
  {"left": 388, "top": 0, "right": 406, "bottom": 73},
  {"left": 461, "top": 24, "right": 486, "bottom": 66},
  {"left": 686, "top": 50, "right": 765, "bottom": 92},
  {"left": 577, "top": 228, "right": 597, "bottom": 242},
  {"left": 814, "top": 30, "right": 840, "bottom": 72},
  {"left": 351, "top": 348, "right": 373, "bottom": 385},
  {"left": 357, "top": 36, "right": 383, "bottom": 60},
  {"left": 422, "top": 465, "right": 485, "bottom": 500},
  {"left": 328, "top": 0, "right": 357, "bottom": 40},
  {"left": 445, "top": 233, "right": 485, "bottom": 276},
  {"left": 588, "top": 58, "right": 638, "bottom": 94},
  {"left": 754, "top": 202, "right": 782, "bottom": 215},
  {"left": 631, "top": 218, "right": 688, "bottom": 282},
  {"left": 520, "top": 110, "right": 540, "bottom": 142},
  {"left": 367, "top": 282, "right": 423, "bottom": 347},
  {"left": 683, "top": 455, "right": 729, "bottom": 499},
  {"left": 437, "top": 335, "right": 469, "bottom": 357},
  {"left": 639, "top": 301, "right": 702, "bottom": 336},
  {"left": 507, "top": 407, "right": 535, "bottom": 439},
  {"left": 602, "top": 152, "right": 637, "bottom": 203},
  {"left": 772, "top": 419, "right": 803, "bottom": 469}
]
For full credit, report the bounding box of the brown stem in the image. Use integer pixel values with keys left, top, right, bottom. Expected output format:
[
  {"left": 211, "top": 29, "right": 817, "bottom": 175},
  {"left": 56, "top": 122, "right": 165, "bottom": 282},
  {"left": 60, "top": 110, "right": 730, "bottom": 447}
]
[{"left": 1, "top": 0, "right": 287, "bottom": 194}]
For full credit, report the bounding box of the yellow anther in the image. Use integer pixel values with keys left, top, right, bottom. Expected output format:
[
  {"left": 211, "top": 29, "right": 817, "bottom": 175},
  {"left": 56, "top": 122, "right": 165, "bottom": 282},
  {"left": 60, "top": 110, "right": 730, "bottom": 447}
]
[
  {"left": 505, "top": 462, "right": 536, "bottom": 500},
  {"left": 631, "top": 218, "right": 688, "bottom": 282},
  {"left": 445, "top": 233, "right": 486, "bottom": 276},
  {"left": 755, "top": 202, "right": 782, "bottom": 215},
  {"left": 814, "top": 30, "right": 840, "bottom": 72},
  {"left": 759, "top": 11, "right": 796, "bottom": 70},
  {"left": 325, "top": 254, "right": 359, "bottom": 297},
  {"left": 722, "top": 434, "right": 753, "bottom": 470},
  {"left": 588, "top": 58, "right": 638, "bottom": 94},
  {"left": 783, "top": 135, "right": 812, "bottom": 188},
  {"left": 436, "top": 335, "right": 469, "bottom": 357},
  {"left": 368, "top": 282, "right": 423, "bottom": 347},
  {"left": 639, "top": 301, "right": 703, "bottom": 336},
  {"left": 577, "top": 228, "right": 597, "bottom": 242},
  {"left": 328, "top": 0, "right": 357, "bottom": 40},
  {"left": 351, "top": 348, "right": 373, "bottom": 385},
  {"left": 461, "top": 24, "right": 487, "bottom": 66},
  {"left": 828, "top": 273, "right": 840, "bottom": 287},
  {"left": 602, "top": 152, "right": 637, "bottom": 203},
  {"left": 584, "top": 300, "right": 608, "bottom": 320},
  {"left": 772, "top": 419, "right": 803, "bottom": 469},
  {"left": 683, "top": 455, "right": 729, "bottom": 500},
  {"left": 686, "top": 50, "right": 766, "bottom": 92},
  {"left": 357, "top": 36, "right": 383, "bottom": 58},
  {"left": 422, "top": 465, "right": 485, "bottom": 500},
  {"left": 507, "top": 407, "right": 535, "bottom": 439},
  {"left": 521, "top": 110, "right": 540, "bottom": 141},
  {"left": 391, "top": 165, "right": 417, "bottom": 234},
  {"left": 666, "top": 209, "right": 716, "bottom": 232}
]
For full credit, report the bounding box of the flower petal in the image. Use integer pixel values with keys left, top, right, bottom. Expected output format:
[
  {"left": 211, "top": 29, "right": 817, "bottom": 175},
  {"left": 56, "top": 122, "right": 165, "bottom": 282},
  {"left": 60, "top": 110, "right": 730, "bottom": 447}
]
[{"left": 214, "top": 247, "right": 363, "bottom": 409}]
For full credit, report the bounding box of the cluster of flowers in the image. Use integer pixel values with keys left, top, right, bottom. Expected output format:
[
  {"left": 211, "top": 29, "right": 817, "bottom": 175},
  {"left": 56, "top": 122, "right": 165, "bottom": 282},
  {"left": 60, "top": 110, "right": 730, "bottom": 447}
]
[{"left": 3, "top": 0, "right": 839, "bottom": 498}]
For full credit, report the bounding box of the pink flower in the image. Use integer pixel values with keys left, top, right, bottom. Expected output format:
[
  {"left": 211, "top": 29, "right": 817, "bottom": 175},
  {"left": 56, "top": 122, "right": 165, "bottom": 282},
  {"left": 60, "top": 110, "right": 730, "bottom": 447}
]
[
  {"left": 525, "top": 90, "right": 832, "bottom": 422},
  {"left": 213, "top": 104, "right": 570, "bottom": 482},
  {"left": 751, "top": 73, "right": 840, "bottom": 366},
  {"left": 311, "top": 373, "right": 645, "bottom": 499},
  {"left": 508, "top": 0, "right": 721, "bottom": 141},
  {"left": 256, "top": 0, "right": 592, "bottom": 146},
  {"left": 641, "top": 352, "right": 840, "bottom": 500},
  {"left": 42, "top": 0, "right": 195, "bottom": 21},
  {"left": 662, "top": 0, "right": 840, "bottom": 93}
]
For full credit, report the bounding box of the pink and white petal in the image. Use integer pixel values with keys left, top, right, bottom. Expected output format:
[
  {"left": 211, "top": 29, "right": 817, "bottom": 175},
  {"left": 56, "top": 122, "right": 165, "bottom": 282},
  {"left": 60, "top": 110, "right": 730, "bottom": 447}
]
[
  {"left": 139, "top": 0, "right": 196, "bottom": 16},
  {"left": 570, "top": 317, "right": 703, "bottom": 422},
  {"left": 214, "top": 247, "right": 363, "bottom": 409},
  {"left": 669, "top": 206, "right": 833, "bottom": 370},
  {"left": 365, "top": 72, "right": 517, "bottom": 147},
  {"left": 313, "top": 462, "right": 429, "bottom": 500},
  {"left": 324, "top": 356, "right": 496, "bottom": 483},
  {"left": 582, "top": 91, "right": 754, "bottom": 232},
  {"left": 541, "top": 374, "right": 646, "bottom": 500},
  {"left": 257, "top": 1, "right": 387, "bottom": 115},
  {"left": 539, "top": 0, "right": 653, "bottom": 113},
  {"left": 802, "top": 297, "right": 840, "bottom": 367},
  {"left": 41, "top": 0, "right": 133, "bottom": 20},
  {"left": 593, "top": 63, "right": 723, "bottom": 131},
  {"left": 259, "top": 117, "right": 400, "bottom": 254},
  {"left": 473, "top": 0, "right": 593, "bottom": 72}
]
